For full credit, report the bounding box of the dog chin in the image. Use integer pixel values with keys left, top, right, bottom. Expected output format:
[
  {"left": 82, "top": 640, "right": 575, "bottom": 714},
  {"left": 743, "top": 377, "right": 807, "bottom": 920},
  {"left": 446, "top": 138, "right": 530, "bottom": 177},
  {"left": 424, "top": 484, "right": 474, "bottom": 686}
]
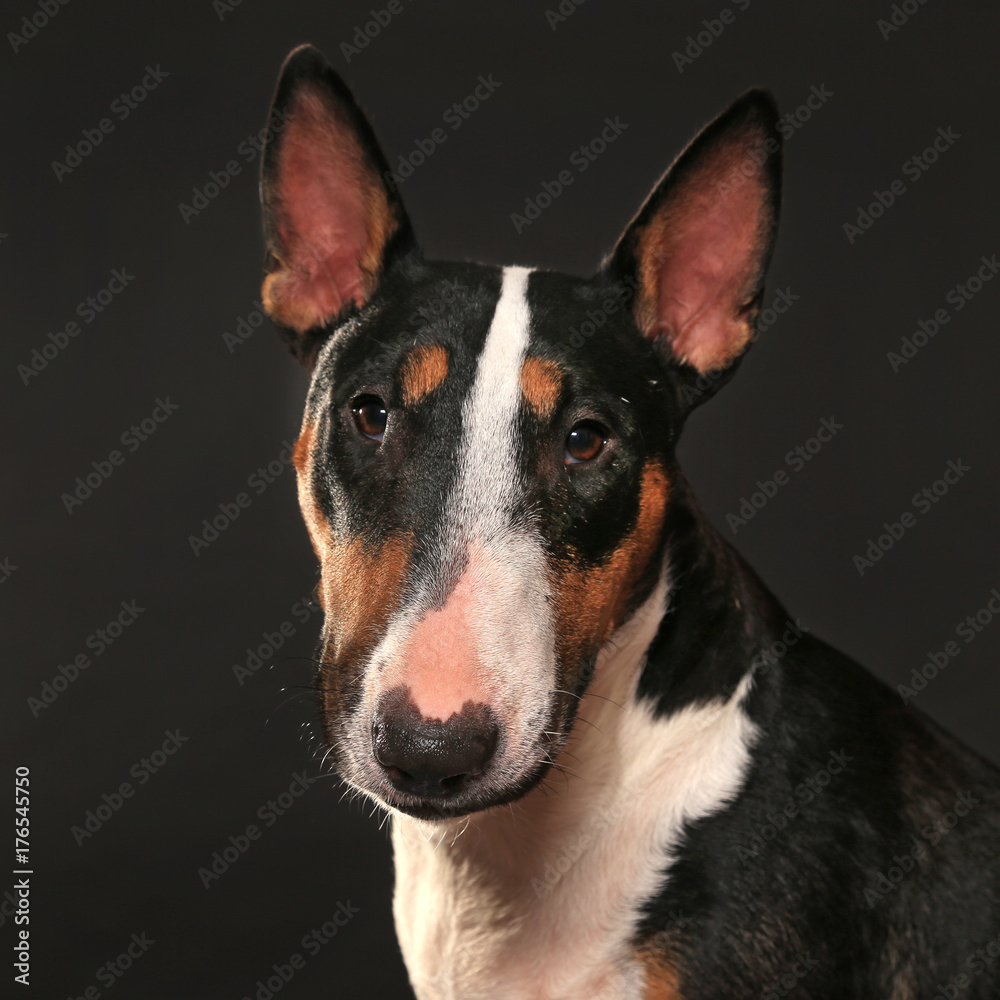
[{"left": 357, "top": 758, "right": 558, "bottom": 822}]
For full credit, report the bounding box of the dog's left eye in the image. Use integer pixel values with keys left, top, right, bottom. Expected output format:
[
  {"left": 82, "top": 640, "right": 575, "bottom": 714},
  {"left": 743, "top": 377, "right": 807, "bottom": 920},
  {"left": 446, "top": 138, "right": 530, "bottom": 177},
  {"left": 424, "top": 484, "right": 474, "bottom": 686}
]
[
  {"left": 352, "top": 395, "right": 388, "bottom": 441},
  {"left": 565, "top": 421, "right": 606, "bottom": 464}
]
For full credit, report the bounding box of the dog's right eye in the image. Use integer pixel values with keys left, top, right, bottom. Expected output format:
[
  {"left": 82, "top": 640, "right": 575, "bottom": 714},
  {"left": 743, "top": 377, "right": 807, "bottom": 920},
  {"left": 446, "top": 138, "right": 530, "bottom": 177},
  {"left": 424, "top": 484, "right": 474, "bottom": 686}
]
[{"left": 351, "top": 395, "right": 388, "bottom": 441}]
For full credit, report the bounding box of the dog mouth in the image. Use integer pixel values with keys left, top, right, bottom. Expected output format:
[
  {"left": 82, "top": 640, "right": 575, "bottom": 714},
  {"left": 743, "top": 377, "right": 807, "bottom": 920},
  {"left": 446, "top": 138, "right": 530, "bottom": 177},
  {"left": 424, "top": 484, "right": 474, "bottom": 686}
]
[
  {"left": 335, "top": 691, "right": 579, "bottom": 821},
  {"left": 367, "top": 750, "right": 563, "bottom": 821}
]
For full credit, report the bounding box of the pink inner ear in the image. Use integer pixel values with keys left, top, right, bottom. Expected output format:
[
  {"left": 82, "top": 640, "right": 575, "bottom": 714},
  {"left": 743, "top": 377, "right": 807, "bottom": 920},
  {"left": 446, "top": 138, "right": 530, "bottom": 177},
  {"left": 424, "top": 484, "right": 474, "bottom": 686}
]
[
  {"left": 266, "top": 88, "right": 392, "bottom": 332},
  {"left": 645, "top": 130, "right": 769, "bottom": 375}
]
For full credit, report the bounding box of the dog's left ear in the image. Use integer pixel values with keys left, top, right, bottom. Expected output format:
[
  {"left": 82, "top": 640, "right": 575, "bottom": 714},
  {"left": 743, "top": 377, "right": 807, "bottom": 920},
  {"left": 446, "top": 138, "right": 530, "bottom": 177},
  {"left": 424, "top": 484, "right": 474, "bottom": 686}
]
[
  {"left": 606, "top": 90, "right": 781, "bottom": 401},
  {"left": 260, "top": 44, "right": 417, "bottom": 368}
]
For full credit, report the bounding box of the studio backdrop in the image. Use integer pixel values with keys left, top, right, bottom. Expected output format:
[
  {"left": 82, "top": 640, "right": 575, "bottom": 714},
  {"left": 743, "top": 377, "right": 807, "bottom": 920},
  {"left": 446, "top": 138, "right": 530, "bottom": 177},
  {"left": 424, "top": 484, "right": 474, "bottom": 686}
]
[{"left": 3, "top": 1, "right": 998, "bottom": 998}]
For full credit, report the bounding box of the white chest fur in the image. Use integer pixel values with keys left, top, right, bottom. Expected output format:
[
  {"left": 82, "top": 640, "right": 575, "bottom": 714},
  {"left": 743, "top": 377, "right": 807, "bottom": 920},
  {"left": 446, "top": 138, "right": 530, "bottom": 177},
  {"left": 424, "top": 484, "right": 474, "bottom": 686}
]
[{"left": 391, "top": 580, "right": 758, "bottom": 1000}]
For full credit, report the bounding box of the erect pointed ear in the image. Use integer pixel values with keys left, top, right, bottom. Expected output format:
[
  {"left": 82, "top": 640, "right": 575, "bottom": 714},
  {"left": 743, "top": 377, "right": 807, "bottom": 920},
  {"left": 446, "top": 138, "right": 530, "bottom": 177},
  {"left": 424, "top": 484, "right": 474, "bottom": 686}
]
[
  {"left": 606, "top": 90, "right": 781, "bottom": 399},
  {"left": 260, "top": 45, "right": 416, "bottom": 368}
]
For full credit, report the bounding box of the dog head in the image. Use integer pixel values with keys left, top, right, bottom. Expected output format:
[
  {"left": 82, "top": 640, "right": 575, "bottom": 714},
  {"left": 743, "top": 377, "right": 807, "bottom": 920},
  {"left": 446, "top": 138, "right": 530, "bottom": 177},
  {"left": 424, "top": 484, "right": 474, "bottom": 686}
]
[{"left": 259, "top": 45, "right": 781, "bottom": 819}]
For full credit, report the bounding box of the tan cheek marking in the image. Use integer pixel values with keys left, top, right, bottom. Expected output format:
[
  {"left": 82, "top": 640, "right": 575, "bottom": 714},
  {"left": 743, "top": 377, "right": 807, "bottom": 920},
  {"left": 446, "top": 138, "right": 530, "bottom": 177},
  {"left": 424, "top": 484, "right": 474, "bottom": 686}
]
[
  {"left": 319, "top": 532, "right": 413, "bottom": 662},
  {"left": 292, "top": 422, "right": 414, "bottom": 648},
  {"left": 315, "top": 532, "right": 412, "bottom": 731},
  {"left": 292, "top": 423, "right": 313, "bottom": 473},
  {"left": 401, "top": 343, "right": 449, "bottom": 406},
  {"left": 551, "top": 460, "right": 670, "bottom": 675},
  {"left": 292, "top": 423, "right": 329, "bottom": 564},
  {"left": 292, "top": 418, "right": 413, "bottom": 734},
  {"left": 519, "top": 356, "right": 564, "bottom": 418}
]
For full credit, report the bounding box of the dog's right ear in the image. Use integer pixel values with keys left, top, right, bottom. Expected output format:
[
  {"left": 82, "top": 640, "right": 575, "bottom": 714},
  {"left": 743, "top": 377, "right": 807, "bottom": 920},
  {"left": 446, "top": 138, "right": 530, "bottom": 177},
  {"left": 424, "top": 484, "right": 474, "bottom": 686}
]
[{"left": 260, "top": 45, "right": 416, "bottom": 369}]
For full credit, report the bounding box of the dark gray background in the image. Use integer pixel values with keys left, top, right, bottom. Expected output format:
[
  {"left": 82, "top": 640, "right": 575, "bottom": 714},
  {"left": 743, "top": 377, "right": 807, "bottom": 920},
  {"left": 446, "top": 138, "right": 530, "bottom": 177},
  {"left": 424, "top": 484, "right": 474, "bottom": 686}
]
[{"left": 3, "top": 1, "right": 998, "bottom": 997}]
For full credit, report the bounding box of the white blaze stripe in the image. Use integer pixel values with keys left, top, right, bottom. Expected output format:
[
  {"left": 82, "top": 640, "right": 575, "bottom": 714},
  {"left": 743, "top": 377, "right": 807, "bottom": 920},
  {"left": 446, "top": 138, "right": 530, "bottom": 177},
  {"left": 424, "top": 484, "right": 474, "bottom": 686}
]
[
  {"left": 456, "top": 265, "right": 533, "bottom": 535},
  {"left": 360, "top": 265, "right": 553, "bottom": 775}
]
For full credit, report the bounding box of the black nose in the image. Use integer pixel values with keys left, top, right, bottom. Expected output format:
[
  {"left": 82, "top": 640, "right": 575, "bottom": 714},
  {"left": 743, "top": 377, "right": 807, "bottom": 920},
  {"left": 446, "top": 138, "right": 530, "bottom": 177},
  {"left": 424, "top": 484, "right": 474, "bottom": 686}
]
[{"left": 372, "top": 687, "right": 499, "bottom": 799}]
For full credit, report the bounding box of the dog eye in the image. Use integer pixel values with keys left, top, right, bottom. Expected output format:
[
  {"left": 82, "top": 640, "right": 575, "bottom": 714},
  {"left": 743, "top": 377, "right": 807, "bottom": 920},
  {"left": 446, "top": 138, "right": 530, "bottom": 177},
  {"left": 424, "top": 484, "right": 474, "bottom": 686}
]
[
  {"left": 352, "top": 395, "right": 388, "bottom": 441},
  {"left": 565, "top": 422, "right": 606, "bottom": 464}
]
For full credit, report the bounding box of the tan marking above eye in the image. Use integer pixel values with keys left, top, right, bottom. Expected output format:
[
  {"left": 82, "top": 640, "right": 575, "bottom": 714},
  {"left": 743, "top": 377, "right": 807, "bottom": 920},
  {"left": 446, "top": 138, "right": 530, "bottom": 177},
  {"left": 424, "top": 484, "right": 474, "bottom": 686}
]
[
  {"left": 520, "top": 356, "right": 564, "bottom": 418},
  {"left": 401, "top": 343, "right": 449, "bottom": 406}
]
